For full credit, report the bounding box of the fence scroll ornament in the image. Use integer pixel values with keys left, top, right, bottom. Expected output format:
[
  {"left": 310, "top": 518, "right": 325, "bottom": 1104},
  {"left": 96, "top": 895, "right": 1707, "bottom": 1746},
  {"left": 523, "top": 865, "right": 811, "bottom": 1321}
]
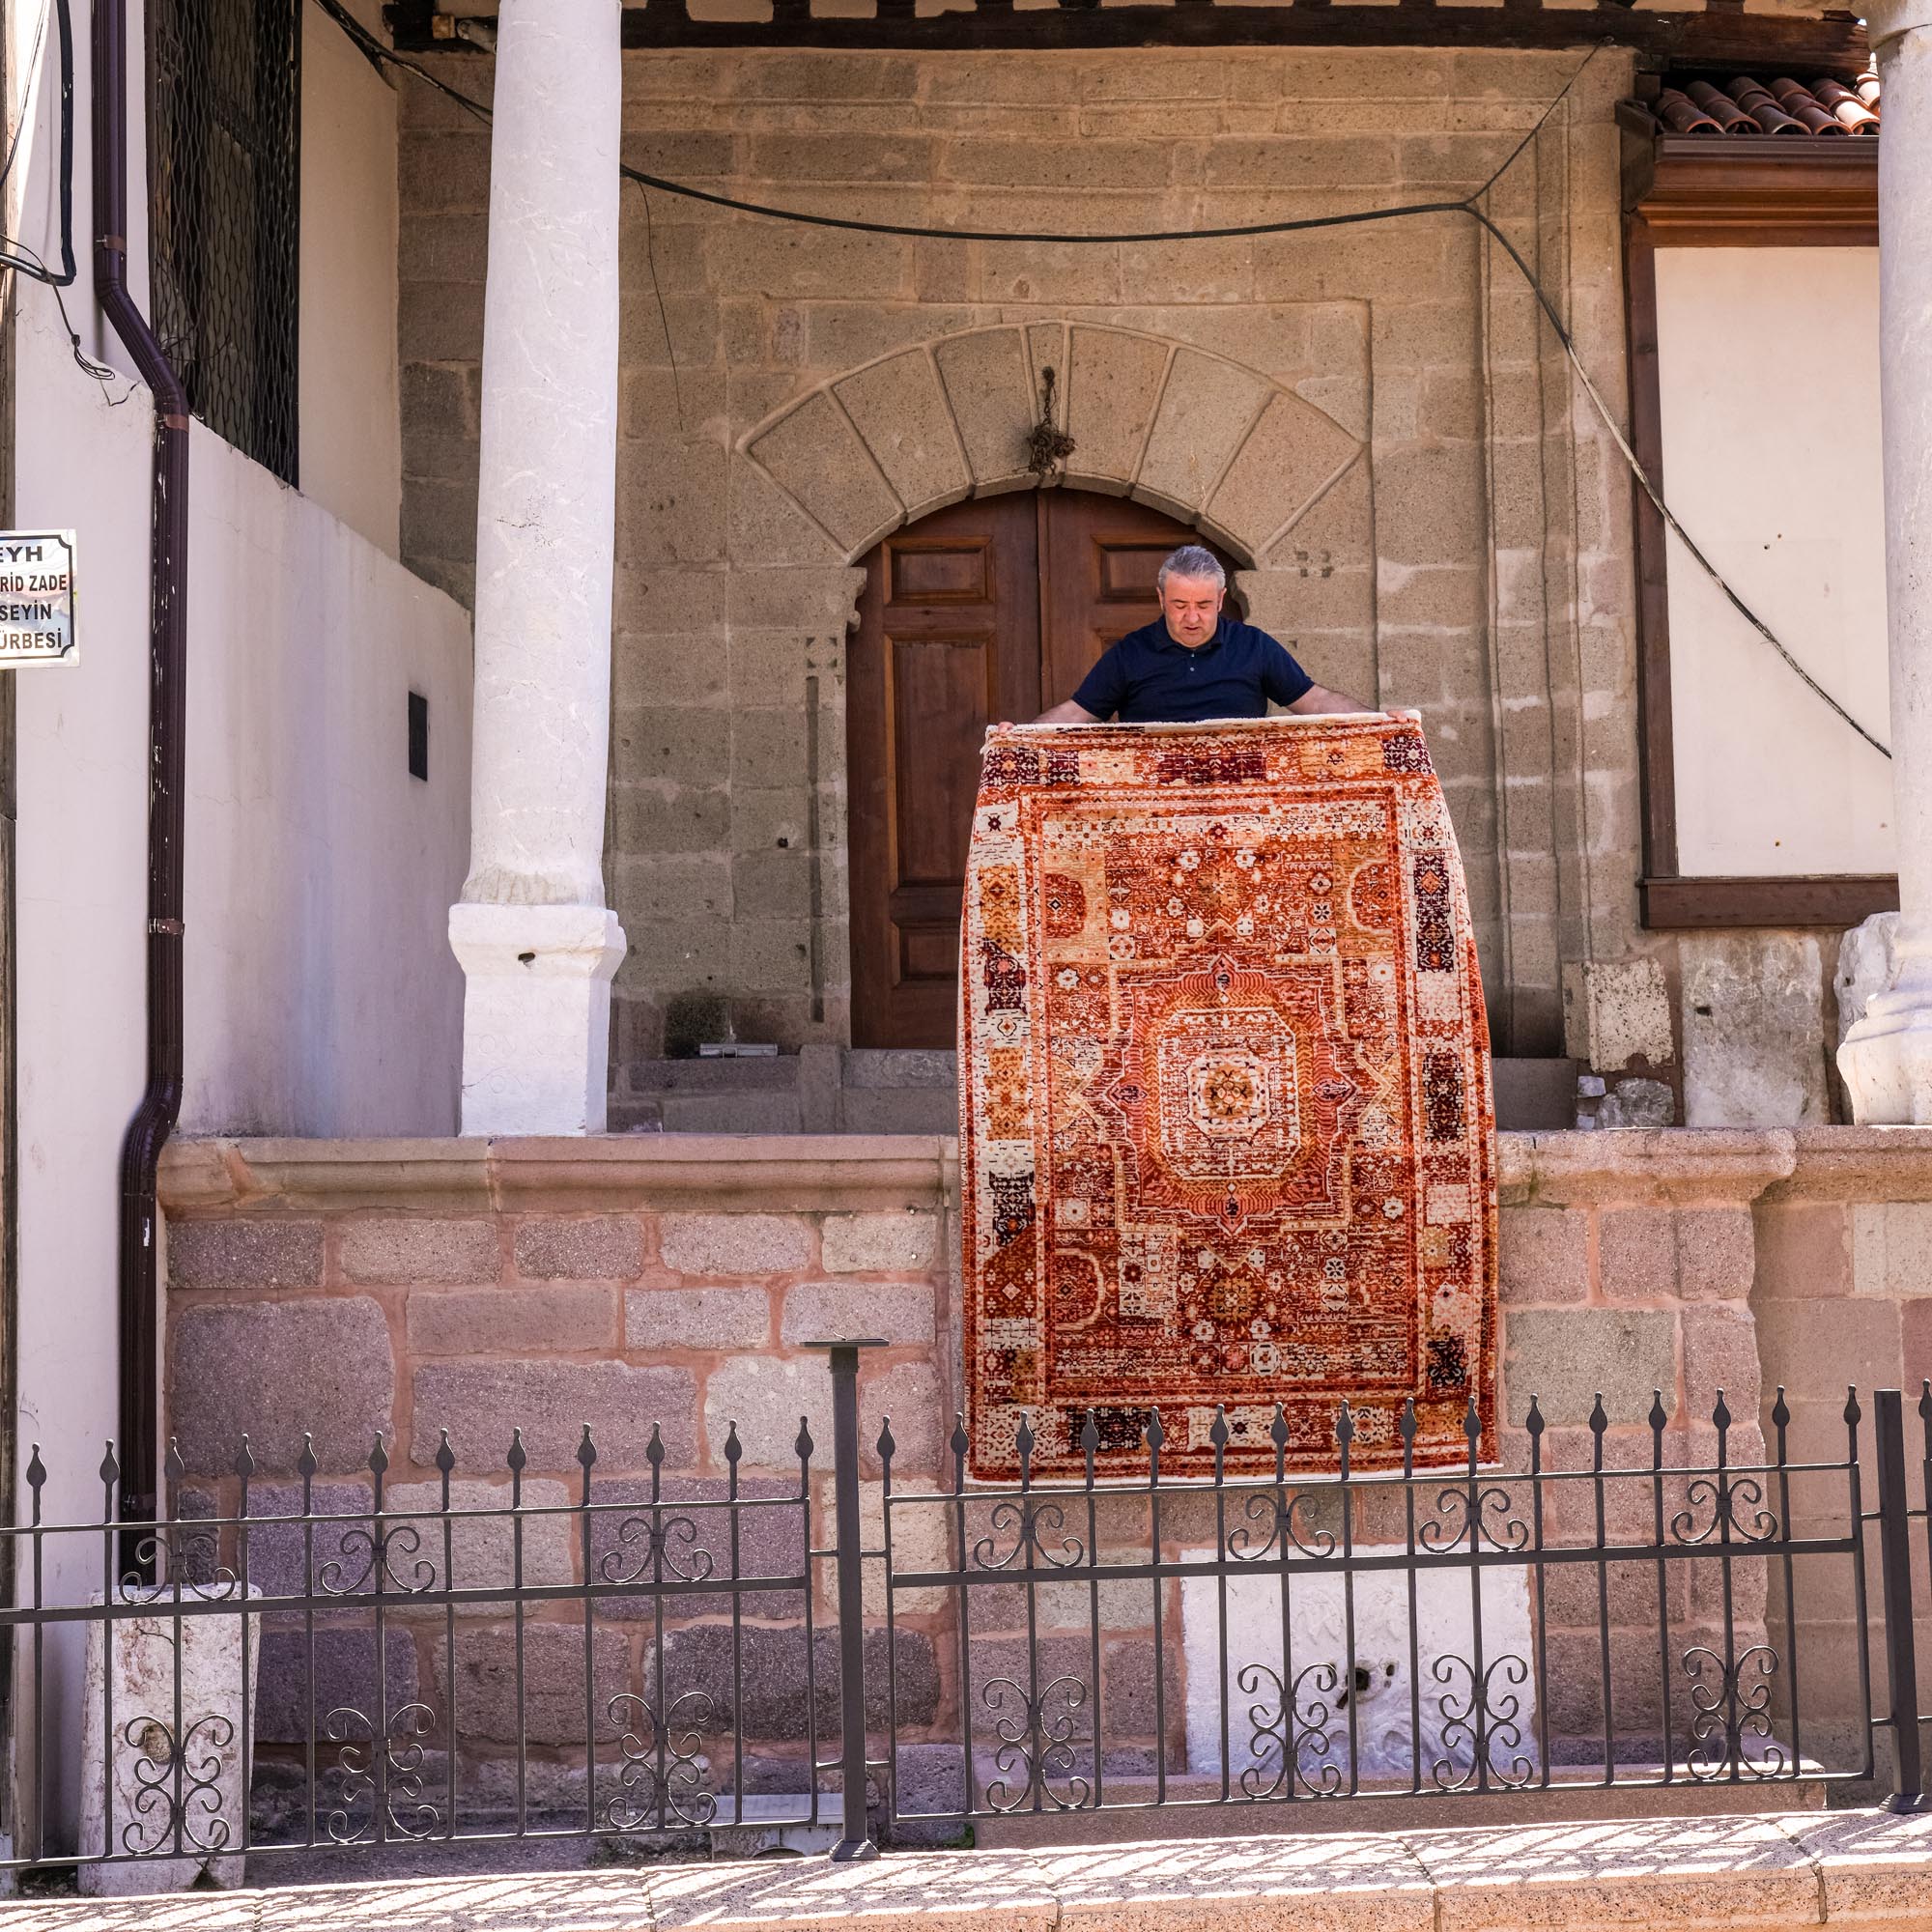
[
  {"left": 12, "top": 1372, "right": 1932, "bottom": 1875},
  {"left": 121, "top": 1710, "right": 241, "bottom": 1859},
  {"left": 325, "top": 1704, "right": 439, "bottom": 1846},
  {"left": 1236, "top": 1660, "right": 1344, "bottom": 1799},
  {"left": 606, "top": 1690, "right": 718, "bottom": 1831}
]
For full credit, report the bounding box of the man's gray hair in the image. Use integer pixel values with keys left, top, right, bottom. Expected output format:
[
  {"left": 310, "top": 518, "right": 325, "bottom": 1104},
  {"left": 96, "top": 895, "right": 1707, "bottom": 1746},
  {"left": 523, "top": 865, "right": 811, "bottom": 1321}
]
[{"left": 1156, "top": 545, "right": 1227, "bottom": 593}]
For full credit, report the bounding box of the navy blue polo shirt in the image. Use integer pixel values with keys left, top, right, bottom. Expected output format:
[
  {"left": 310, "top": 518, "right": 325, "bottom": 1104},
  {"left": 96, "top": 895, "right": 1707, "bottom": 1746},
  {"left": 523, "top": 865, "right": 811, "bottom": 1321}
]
[{"left": 1070, "top": 618, "right": 1315, "bottom": 724}]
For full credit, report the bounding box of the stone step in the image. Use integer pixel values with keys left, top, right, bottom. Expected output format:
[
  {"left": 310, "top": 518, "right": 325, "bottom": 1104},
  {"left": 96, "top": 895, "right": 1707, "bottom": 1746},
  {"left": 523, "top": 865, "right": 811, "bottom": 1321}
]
[
  {"left": 706, "top": 1793, "right": 845, "bottom": 1858},
  {"left": 843, "top": 1048, "right": 957, "bottom": 1090},
  {"left": 616, "top": 1051, "right": 1580, "bottom": 1133},
  {"left": 615, "top": 1047, "right": 955, "bottom": 1134},
  {"left": 103, "top": 1806, "right": 1932, "bottom": 1926},
  {"left": 971, "top": 1759, "right": 1833, "bottom": 1847}
]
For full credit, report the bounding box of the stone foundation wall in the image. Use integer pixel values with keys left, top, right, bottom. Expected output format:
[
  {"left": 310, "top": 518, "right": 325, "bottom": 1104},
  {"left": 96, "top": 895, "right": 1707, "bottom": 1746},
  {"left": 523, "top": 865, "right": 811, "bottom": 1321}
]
[
  {"left": 1499, "top": 1135, "right": 1771, "bottom": 1755},
  {"left": 1502, "top": 1126, "right": 1932, "bottom": 1773},
  {"left": 159, "top": 1137, "right": 959, "bottom": 1803},
  {"left": 157, "top": 1126, "right": 1932, "bottom": 1797},
  {"left": 1750, "top": 1131, "right": 1932, "bottom": 1767}
]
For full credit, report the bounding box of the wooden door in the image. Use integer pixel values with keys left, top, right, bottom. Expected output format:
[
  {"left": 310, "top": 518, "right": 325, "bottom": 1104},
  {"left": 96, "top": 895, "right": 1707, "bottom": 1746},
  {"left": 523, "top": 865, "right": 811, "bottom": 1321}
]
[{"left": 849, "top": 491, "right": 1233, "bottom": 1048}]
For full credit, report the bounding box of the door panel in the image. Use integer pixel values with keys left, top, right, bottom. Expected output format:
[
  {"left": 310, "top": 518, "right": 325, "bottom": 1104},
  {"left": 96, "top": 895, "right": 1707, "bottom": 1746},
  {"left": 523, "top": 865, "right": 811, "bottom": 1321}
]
[
  {"left": 850, "top": 497, "right": 1040, "bottom": 1050},
  {"left": 850, "top": 490, "right": 1231, "bottom": 1048},
  {"left": 888, "top": 633, "right": 1002, "bottom": 886},
  {"left": 889, "top": 542, "right": 992, "bottom": 604}
]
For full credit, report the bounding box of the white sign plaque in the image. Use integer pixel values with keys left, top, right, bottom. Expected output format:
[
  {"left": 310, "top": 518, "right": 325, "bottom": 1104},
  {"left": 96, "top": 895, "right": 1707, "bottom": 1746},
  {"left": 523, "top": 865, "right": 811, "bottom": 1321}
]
[{"left": 0, "top": 531, "right": 76, "bottom": 668}]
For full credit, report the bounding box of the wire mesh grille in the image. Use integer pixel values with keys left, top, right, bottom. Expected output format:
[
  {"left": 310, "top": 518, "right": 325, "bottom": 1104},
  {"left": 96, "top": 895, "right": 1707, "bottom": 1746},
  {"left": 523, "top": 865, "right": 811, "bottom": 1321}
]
[{"left": 148, "top": 0, "right": 301, "bottom": 485}]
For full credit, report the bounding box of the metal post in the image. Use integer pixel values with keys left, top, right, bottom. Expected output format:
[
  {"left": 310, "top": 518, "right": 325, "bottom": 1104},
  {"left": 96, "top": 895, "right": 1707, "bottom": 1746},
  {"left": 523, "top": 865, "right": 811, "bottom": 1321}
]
[
  {"left": 1873, "top": 1388, "right": 1925, "bottom": 1812},
  {"left": 804, "top": 1338, "right": 885, "bottom": 1861}
]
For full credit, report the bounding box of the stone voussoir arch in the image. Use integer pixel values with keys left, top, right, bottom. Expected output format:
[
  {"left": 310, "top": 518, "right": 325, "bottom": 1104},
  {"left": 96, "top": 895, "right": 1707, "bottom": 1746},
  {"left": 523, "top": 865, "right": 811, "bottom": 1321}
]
[{"left": 739, "top": 321, "right": 1364, "bottom": 569}]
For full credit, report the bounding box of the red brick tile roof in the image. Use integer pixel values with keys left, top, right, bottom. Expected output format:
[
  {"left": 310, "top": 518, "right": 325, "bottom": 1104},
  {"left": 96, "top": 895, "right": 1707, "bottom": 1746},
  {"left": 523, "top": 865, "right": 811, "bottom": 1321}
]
[{"left": 1646, "top": 71, "right": 1880, "bottom": 136}]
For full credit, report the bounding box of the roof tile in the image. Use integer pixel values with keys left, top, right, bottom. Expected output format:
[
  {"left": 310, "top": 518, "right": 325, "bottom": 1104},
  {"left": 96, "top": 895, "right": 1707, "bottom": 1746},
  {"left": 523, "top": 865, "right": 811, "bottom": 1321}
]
[{"left": 1637, "top": 69, "right": 1880, "bottom": 139}]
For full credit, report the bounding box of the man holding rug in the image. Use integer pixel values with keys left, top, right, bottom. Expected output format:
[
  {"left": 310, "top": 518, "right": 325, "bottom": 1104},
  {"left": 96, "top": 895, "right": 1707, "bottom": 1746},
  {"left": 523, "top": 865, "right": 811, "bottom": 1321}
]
[
  {"left": 1029, "top": 544, "right": 1370, "bottom": 724},
  {"left": 963, "top": 615, "right": 1492, "bottom": 1482}
]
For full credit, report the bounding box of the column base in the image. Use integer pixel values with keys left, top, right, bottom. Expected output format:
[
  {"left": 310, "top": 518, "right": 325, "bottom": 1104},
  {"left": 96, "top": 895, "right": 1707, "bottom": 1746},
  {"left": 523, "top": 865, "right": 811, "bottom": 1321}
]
[
  {"left": 448, "top": 902, "right": 627, "bottom": 1136},
  {"left": 1838, "top": 997, "right": 1932, "bottom": 1124}
]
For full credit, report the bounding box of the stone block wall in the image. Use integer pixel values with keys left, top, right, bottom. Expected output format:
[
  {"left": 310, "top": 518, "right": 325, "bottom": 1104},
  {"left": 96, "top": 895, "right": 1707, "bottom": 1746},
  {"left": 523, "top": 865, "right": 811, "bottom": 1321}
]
[
  {"left": 395, "top": 44, "right": 1652, "bottom": 1082},
  {"left": 160, "top": 1136, "right": 961, "bottom": 1808},
  {"left": 1502, "top": 1126, "right": 1932, "bottom": 1781},
  {"left": 157, "top": 1126, "right": 1932, "bottom": 1800},
  {"left": 1749, "top": 1131, "right": 1932, "bottom": 1773},
  {"left": 1497, "top": 1132, "right": 1780, "bottom": 1761},
  {"left": 1565, "top": 934, "right": 1852, "bottom": 1134}
]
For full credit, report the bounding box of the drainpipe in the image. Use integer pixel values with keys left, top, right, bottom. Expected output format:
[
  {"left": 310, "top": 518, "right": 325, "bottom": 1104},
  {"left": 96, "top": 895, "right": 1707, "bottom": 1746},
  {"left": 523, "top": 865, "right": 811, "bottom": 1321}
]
[{"left": 92, "top": 0, "right": 188, "bottom": 1529}]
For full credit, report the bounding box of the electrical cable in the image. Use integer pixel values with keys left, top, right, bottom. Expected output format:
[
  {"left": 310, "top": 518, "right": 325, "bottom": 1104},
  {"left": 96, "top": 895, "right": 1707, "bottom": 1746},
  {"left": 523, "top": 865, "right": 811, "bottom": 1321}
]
[
  {"left": 0, "top": 0, "right": 51, "bottom": 196},
  {"left": 310, "top": 0, "right": 1485, "bottom": 242},
  {"left": 628, "top": 176, "right": 687, "bottom": 433},
  {"left": 2, "top": 0, "right": 119, "bottom": 399},
  {"left": 52, "top": 277, "right": 134, "bottom": 395},
  {"left": 7, "top": 242, "right": 130, "bottom": 396},
  {"left": 623, "top": 175, "right": 1473, "bottom": 245},
  {"left": 316, "top": 1, "right": 1891, "bottom": 760},
  {"left": 0, "top": 0, "right": 76, "bottom": 286}
]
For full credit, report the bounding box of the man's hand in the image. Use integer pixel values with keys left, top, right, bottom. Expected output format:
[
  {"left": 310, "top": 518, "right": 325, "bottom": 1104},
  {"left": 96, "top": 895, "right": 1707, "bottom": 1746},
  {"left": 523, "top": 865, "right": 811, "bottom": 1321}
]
[
  {"left": 1028, "top": 699, "right": 1101, "bottom": 724},
  {"left": 1289, "top": 684, "right": 1377, "bottom": 716}
]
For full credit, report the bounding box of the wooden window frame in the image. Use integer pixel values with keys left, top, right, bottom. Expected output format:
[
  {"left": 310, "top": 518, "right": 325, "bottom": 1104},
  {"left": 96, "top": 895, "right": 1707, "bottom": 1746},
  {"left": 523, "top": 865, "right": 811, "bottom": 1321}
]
[{"left": 1624, "top": 133, "right": 1894, "bottom": 931}]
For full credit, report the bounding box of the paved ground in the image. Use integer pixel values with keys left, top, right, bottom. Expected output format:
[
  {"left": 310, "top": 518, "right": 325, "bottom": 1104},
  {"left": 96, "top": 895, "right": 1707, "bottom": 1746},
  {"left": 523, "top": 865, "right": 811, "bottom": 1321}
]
[{"left": 3, "top": 1809, "right": 1930, "bottom": 1929}]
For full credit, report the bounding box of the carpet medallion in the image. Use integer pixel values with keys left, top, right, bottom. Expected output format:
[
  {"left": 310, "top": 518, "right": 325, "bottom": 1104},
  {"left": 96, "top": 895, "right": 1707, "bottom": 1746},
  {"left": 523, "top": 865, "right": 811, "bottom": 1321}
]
[{"left": 959, "top": 713, "right": 1496, "bottom": 1480}]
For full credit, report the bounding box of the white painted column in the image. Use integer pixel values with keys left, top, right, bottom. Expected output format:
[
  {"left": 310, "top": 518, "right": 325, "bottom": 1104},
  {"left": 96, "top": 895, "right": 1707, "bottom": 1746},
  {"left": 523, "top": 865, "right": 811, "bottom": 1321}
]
[
  {"left": 448, "top": 0, "right": 627, "bottom": 1136},
  {"left": 1839, "top": 2, "right": 1932, "bottom": 1122}
]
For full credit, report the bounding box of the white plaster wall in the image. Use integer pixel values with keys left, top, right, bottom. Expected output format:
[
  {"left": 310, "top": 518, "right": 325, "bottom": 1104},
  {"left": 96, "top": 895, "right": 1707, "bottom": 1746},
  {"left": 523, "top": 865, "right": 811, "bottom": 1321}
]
[
  {"left": 6, "top": 0, "right": 465, "bottom": 1849},
  {"left": 298, "top": 0, "right": 403, "bottom": 557},
  {"left": 182, "top": 424, "right": 471, "bottom": 1139},
  {"left": 9, "top": 0, "right": 155, "bottom": 1854},
  {"left": 12, "top": 316, "right": 151, "bottom": 1859},
  {"left": 5, "top": 0, "right": 43, "bottom": 250},
  {"left": 1655, "top": 246, "right": 1893, "bottom": 877}
]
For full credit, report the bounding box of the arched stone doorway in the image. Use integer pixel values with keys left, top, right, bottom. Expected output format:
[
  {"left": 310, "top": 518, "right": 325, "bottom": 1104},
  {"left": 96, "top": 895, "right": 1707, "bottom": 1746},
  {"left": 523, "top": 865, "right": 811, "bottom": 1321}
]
[
  {"left": 722, "top": 320, "right": 1372, "bottom": 1064},
  {"left": 847, "top": 490, "right": 1238, "bottom": 1049}
]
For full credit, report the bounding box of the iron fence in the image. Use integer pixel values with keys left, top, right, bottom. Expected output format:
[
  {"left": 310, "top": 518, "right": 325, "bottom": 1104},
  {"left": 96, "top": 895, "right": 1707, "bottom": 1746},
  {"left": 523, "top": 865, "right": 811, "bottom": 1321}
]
[
  {"left": 879, "top": 1380, "right": 1910, "bottom": 1825},
  {"left": 14, "top": 1416, "right": 842, "bottom": 1873},
  {"left": 5, "top": 1352, "right": 1929, "bottom": 1882}
]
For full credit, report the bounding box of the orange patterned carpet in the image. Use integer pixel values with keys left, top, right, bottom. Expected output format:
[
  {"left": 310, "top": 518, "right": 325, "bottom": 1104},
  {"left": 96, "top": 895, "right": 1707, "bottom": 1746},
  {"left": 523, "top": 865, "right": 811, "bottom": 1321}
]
[{"left": 959, "top": 713, "right": 1496, "bottom": 1481}]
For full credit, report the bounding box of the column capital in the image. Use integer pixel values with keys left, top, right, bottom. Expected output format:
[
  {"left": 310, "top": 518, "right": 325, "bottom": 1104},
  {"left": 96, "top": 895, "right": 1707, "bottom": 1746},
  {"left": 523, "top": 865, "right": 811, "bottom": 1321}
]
[{"left": 1867, "top": 0, "right": 1932, "bottom": 52}]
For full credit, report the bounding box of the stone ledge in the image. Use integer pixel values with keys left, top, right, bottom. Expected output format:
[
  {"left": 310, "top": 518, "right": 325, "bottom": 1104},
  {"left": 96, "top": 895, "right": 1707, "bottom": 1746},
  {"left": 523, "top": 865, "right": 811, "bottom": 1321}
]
[
  {"left": 1497, "top": 1130, "right": 1799, "bottom": 1208},
  {"left": 5, "top": 1810, "right": 1926, "bottom": 1930},
  {"left": 1774, "top": 1126, "right": 1932, "bottom": 1203},
  {"left": 166, "top": 1126, "right": 1932, "bottom": 1220},
  {"left": 1498, "top": 1127, "right": 1932, "bottom": 1208},
  {"left": 159, "top": 1135, "right": 956, "bottom": 1214}
]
